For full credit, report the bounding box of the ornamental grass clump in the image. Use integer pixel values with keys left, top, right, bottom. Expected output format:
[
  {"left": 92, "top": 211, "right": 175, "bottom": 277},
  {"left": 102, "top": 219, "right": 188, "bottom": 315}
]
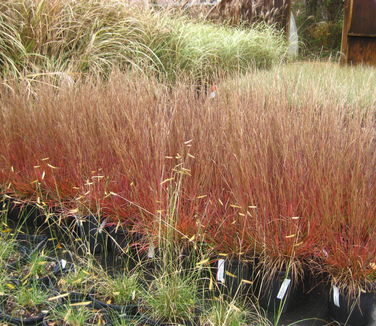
[
  {"left": 0, "top": 73, "right": 170, "bottom": 227},
  {"left": 46, "top": 305, "right": 108, "bottom": 326},
  {"left": 143, "top": 271, "right": 199, "bottom": 323},
  {"left": 1, "top": 282, "right": 51, "bottom": 320},
  {"left": 200, "top": 299, "right": 260, "bottom": 326},
  {"left": 0, "top": 0, "right": 285, "bottom": 85},
  {"left": 96, "top": 273, "right": 140, "bottom": 305},
  {"left": 319, "top": 228, "right": 376, "bottom": 297},
  {"left": 57, "top": 267, "right": 94, "bottom": 294},
  {"left": 215, "top": 63, "right": 376, "bottom": 284},
  {"left": 0, "top": 237, "right": 19, "bottom": 269},
  {"left": 0, "top": 63, "right": 375, "bottom": 293},
  {"left": 159, "top": 20, "right": 285, "bottom": 81}
]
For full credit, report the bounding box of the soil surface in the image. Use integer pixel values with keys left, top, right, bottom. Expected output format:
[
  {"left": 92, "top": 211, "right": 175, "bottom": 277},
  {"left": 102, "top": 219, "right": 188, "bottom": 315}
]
[
  {"left": 45, "top": 308, "right": 107, "bottom": 326},
  {"left": 5, "top": 250, "right": 23, "bottom": 265},
  {"left": 21, "top": 259, "right": 57, "bottom": 278},
  {"left": 4, "top": 297, "right": 48, "bottom": 319}
]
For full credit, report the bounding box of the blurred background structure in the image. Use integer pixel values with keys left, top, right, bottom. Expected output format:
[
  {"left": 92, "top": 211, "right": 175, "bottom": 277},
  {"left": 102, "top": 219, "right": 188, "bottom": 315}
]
[
  {"left": 341, "top": 0, "right": 376, "bottom": 65},
  {"left": 144, "top": 1, "right": 346, "bottom": 59},
  {"left": 123, "top": 1, "right": 376, "bottom": 63}
]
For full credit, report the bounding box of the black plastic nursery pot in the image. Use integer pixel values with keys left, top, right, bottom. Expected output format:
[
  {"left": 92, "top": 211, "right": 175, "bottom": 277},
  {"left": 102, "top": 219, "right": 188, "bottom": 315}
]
[
  {"left": 88, "top": 294, "right": 139, "bottom": 316},
  {"left": 76, "top": 216, "right": 142, "bottom": 256},
  {"left": 102, "top": 226, "right": 155, "bottom": 273},
  {"left": 42, "top": 293, "right": 112, "bottom": 326},
  {"left": 63, "top": 292, "right": 100, "bottom": 308},
  {"left": 0, "top": 273, "right": 56, "bottom": 325},
  {"left": 106, "top": 225, "right": 144, "bottom": 259},
  {"left": 1, "top": 198, "right": 47, "bottom": 233},
  {"left": 53, "top": 293, "right": 138, "bottom": 321},
  {"left": 255, "top": 270, "right": 306, "bottom": 314},
  {"left": 136, "top": 315, "right": 197, "bottom": 326},
  {"left": 76, "top": 215, "right": 108, "bottom": 255},
  {"left": 179, "top": 241, "right": 212, "bottom": 271},
  {"left": 15, "top": 233, "right": 48, "bottom": 251},
  {"left": 48, "top": 292, "right": 132, "bottom": 325},
  {"left": 328, "top": 286, "right": 375, "bottom": 326},
  {"left": 2, "top": 242, "right": 30, "bottom": 271},
  {"left": 136, "top": 306, "right": 201, "bottom": 326},
  {"left": 211, "top": 257, "right": 254, "bottom": 299},
  {"left": 0, "top": 289, "right": 51, "bottom": 326},
  {"left": 37, "top": 258, "right": 73, "bottom": 288},
  {"left": 0, "top": 309, "right": 46, "bottom": 326},
  {"left": 8, "top": 256, "right": 71, "bottom": 289},
  {"left": 42, "top": 311, "right": 111, "bottom": 326},
  {"left": 1, "top": 232, "right": 51, "bottom": 272},
  {"left": 3, "top": 233, "right": 56, "bottom": 274},
  {"left": 106, "top": 224, "right": 132, "bottom": 253}
]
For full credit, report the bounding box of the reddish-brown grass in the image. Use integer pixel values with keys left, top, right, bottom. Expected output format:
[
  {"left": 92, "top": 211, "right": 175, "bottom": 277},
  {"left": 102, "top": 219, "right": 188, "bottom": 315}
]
[{"left": 0, "top": 65, "right": 375, "bottom": 287}]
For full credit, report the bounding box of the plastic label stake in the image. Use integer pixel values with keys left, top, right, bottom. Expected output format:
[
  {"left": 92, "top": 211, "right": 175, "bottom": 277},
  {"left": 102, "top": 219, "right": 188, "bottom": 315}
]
[
  {"left": 276, "top": 278, "right": 291, "bottom": 300},
  {"left": 147, "top": 244, "right": 155, "bottom": 258},
  {"left": 333, "top": 286, "right": 340, "bottom": 308},
  {"left": 60, "top": 259, "right": 67, "bottom": 269},
  {"left": 217, "top": 259, "right": 225, "bottom": 283}
]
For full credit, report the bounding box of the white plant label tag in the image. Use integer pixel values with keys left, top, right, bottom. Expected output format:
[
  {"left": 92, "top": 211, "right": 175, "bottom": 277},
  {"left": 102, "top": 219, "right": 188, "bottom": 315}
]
[
  {"left": 276, "top": 278, "right": 291, "bottom": 300},
  {"left": 98, "top": 220, "right": 107, "bottom": 234},
  {"left": 333, "top": 286, "right": 340, "bottom": 308},
  {"left": 60, "top": 259, "right": 67, "bottom": 269},
  {"left": 217, "top": 259, "right": 225, "bottom": 283},
  {"left": 147, "top": 244, "right": 155, "bottom": 258}
]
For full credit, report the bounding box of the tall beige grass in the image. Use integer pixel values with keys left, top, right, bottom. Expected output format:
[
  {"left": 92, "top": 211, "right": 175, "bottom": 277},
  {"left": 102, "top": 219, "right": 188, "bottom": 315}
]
[{"left": 0, "top": 0, "right": 286, "bottom": 86}]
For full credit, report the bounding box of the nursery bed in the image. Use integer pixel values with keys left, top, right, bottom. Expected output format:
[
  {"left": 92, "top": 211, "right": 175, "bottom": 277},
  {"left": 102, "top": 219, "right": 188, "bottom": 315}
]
[
  {"left": 0, "top": 61, "right": 375, "bottom": 326},
  {"left": 1, "top": 220, "right": 375, "bottom": 326}
]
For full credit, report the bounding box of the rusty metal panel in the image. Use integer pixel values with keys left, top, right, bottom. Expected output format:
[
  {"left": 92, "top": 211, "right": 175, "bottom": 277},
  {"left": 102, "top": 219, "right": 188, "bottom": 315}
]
[
  {"left": 342, "top": 0, "right": 376, "bottom": 65},
  {"left": 349, "top": 0, "right": 376, "bottom": 36},
  {"left": 347, "top": 37, "right": 376, "bottom": 65}
]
